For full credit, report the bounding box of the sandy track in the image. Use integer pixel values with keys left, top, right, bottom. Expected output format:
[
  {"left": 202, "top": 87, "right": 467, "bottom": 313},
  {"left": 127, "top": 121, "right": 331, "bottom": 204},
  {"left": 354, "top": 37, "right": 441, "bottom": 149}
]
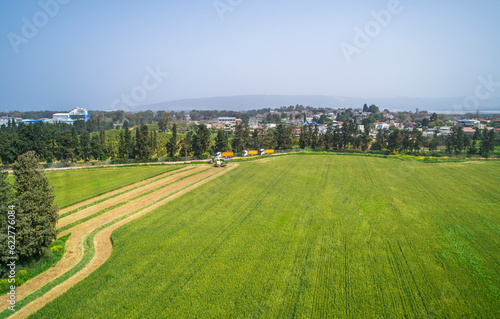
[
  {"left": 57, "top": 165, "right": 191, "bottom": 216},
  {"left": 57, "top": 166, "right": 207, "bottom": 228},
  {"left": 2, "top": 164, "right": 236, "bottom": 318}
]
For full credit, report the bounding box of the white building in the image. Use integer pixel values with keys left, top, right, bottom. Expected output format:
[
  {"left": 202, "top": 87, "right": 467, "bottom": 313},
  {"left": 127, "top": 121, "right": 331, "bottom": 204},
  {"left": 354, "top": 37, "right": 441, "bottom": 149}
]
[
  {"left": 212, "top": 117, "right": 242, "bottom": 127},
  {"left": 438, "top": 126, "right": 452, "bottom": 135},
  {"left": 457, "top": 119, "right": 480, "bottom": 127},
  {"left": 0, "top": 117, "right": 23, "bottom": 126},
  {"left": 374, "top": 122, "right": 390, "bottom": 130},
  {"left": 53, "top": 107, "right": 90, "bottom": 123}
]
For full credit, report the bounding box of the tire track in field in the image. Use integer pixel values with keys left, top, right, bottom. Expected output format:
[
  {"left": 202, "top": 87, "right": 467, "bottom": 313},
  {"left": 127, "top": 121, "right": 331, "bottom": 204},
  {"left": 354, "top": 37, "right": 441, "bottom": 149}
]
[
  {"left": 0, "top": 166, "right": 203, "bottom": 312},
  {"left": 151, "top": 158, "right": 297, "bottom": 318},
  {"left": 58, "top": 165, "right": 192, "bottom": 217},
  {"left": 0, "top": 165, "right": 235, "bottom": 318},
  {"left": 57, "top": 166, "right": 205, "bottom": 228},
  {"left": 8, "top": 164, "right": 238, "bottom": 319}
]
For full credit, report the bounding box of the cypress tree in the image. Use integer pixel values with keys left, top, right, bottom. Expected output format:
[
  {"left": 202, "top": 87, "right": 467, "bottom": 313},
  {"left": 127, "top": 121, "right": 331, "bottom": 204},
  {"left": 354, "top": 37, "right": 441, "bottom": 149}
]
[
  {"left": 168, "top": 124, "right": 179, "bottom": 157},
  {"left": 0, "top": 171, "right": 14, "bottom": 274},
  {"left": 215, "top": 129, "right": 228, "bottom": 152},
  {"left": 134, "top": 126, "right": 140, "bottom": 158},
  {"left": 136, "top": 125, "right": 150, "bottom": 159},
  {"left": 123, "top": 125, "right": 132, "bottom": 159},
  {"left": 13, "top": 151, "right": 58, "bottom": 259}
]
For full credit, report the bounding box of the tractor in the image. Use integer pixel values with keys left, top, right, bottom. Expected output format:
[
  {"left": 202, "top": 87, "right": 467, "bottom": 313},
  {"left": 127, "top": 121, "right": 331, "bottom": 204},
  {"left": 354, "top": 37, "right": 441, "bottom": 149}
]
[{"left": 213, "top": 155, "right": 227, "bottom": 167}]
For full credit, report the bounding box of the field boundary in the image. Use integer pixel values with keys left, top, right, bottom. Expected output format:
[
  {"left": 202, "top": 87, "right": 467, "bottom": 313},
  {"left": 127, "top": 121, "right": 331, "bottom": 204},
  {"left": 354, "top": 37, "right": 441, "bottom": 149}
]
[
  {"left": 234, "top": 151, "right": 500, "bottom": 164},
  {"left": 58, "top": 165, "right": 191, "bottom": 216},
  {"left": 57, "top": 167, "right": 212, "bottom": 231},
  {"left": 0, "top": 164, "right": 237, "bottom": 319}
]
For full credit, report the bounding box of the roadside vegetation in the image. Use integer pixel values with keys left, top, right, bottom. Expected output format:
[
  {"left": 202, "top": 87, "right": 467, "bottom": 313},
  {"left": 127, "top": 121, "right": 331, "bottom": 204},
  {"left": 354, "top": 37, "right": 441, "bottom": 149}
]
[
  {"left": 1, "top": 107, "right": 498, "bottom": 169},
  {"left": 0, "top": 234, "right": 69, "bottom": 295}
]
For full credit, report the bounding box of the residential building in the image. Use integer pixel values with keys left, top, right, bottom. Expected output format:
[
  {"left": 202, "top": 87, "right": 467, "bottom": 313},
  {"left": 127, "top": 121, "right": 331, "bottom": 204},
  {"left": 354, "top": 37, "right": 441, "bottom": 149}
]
[{"left": 457, "top": 119, "right": 480, "bottom": 127}]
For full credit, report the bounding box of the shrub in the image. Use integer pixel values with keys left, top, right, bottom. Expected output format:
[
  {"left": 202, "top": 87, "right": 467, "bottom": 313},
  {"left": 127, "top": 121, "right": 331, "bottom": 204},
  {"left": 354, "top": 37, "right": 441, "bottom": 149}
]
[
  {"left": 17, "top": 269, "right": 28, "bottom": 281},
  {"left": 199, "top": 152, "right": 210, "bottom": 160},
  {"left": 41, "top": 248, "right": 55, "bottom": 263},
  {"left": 50, "top": 245, "right": 63, "bottom": 254}
]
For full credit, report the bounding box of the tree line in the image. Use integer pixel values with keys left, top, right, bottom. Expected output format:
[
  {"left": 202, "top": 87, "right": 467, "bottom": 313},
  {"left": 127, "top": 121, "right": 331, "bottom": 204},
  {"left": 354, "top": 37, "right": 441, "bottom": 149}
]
[{"left": 1, "top": 119, "right": 497, "bottom": 165}]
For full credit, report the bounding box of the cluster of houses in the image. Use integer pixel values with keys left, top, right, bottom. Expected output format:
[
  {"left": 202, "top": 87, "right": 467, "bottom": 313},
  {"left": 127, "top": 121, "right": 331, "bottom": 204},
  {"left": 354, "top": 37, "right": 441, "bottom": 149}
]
[
  {"left": 206, "top": 111, "right": 499, "bottom": 139},
  {"left": 3, "top": 106, "right": 499, "bottom": 137}
]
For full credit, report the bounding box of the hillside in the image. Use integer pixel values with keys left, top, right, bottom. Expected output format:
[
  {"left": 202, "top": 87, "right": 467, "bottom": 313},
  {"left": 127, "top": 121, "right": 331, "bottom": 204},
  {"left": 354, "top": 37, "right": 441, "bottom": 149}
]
[{"left": 141, "top": 95, "right": 500, "bottom": 113}]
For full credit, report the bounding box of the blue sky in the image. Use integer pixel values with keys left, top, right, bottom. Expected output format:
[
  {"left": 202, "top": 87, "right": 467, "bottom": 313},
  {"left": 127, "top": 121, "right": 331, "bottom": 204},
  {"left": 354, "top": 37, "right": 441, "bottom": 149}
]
[{"left": 1, "top": 0, "right": 499, "bottom": 111}]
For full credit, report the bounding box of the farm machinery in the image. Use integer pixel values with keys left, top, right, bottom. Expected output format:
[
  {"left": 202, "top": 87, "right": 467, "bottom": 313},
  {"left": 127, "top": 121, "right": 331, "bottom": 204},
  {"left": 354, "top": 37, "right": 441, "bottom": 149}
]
[
  {"left": 214, "top": 152, "right": 233, "bottom": 166},
  {"left": 213, "top": 157, "right": 227, "bottom": 167},
  {"left": 213, "top": 149, "right": 274, "bottom": 167},
  {"left": 243, "top": 149, "right": 274, "bottom": 156}
]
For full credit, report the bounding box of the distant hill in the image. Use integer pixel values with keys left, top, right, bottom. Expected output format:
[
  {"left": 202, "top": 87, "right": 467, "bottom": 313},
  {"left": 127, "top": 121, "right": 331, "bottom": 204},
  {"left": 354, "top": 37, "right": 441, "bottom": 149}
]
[{"left": 140, "top": 95, "right": 500, "bottom": 113}]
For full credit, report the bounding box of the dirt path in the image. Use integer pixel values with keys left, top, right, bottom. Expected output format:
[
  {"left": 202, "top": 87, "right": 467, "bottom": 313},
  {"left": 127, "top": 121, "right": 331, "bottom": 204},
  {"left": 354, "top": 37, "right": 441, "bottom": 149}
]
[
  {"left": 57, "top": 166, "right": 207, "bottom": 228},
  {"left": 57, "top": 165, "right": 192, "bottom": 216},
  {"left": 2, "top": 164, "right": 237, "bottom": 318}
]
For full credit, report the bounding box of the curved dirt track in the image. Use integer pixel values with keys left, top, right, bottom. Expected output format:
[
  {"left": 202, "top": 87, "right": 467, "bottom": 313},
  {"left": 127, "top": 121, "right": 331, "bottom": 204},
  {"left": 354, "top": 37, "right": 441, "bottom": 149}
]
[
  {"left": 57, "top": 166, "right": 205, "bottom": 228},
  {"left": 57, "top": 165, "right": 194, "bottom": 216},
  {"left": 2, "top": 164, "right": 237, "bottom": 319}
]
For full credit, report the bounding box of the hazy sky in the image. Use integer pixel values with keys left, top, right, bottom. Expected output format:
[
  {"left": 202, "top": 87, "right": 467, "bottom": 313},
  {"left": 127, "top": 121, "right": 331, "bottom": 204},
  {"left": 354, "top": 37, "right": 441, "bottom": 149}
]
[{"left": 1, "top": 0, "right": 499, "bottom": 111}]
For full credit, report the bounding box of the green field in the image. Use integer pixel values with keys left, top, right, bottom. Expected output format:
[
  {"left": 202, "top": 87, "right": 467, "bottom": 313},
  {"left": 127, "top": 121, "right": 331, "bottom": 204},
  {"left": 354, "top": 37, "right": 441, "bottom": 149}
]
[
  {"left": 46, "top": 165, "right": 183, "bottom": 208},
  {"left": 32, "top": 156, "right": 500, "bottom": 318}
]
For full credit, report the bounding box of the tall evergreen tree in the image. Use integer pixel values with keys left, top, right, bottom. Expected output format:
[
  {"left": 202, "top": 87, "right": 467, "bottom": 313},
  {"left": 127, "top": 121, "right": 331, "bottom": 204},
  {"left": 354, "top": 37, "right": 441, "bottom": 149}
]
[
  {"left": 274, "top": 124, "right": 293, "bottom": 150},
  {"left": 428, "top": 136, "right": 438, "bottom": 152},
  {"left": 450, "top": 126, "right": 466, "bottom": 154},
  {"left": 387, "top": 129, "right": 401, "bottom": 152},
  {"left": 99, "top": 130, "right": 107, "bottom": 159},
  {"left": 299, "top": 125, "right": 309, "bottom": 149},
  {"left": 251, "top": 129, "right": 261, "bottom": 150},
  {"left": 180, "top": 132, "right": 193, "bottom": 158},
  {"left": 168, "top": 124, "right": 179, "bottom": 157},
  {"left": 153, "top": 130, "right": 157, "bottom": 156},
  {"left": 311, "top": 125, "right": 319, "bottom": 149},
  {"left": 360, "top": 126, "right": 372, "bottom": 151},
  {"left": 118, "top": 130, "right": 126, "bottom": 158},
  {"left": 231, "top": 123, "right": 249, "bottom": 153},
  {"left": 13, "top": 151, "right": 58, "bottom": 259},
  {"left": 412, "top": 128, "right": 424, "bottom": 152},
  {"left": 215, "top": 129, "right": 229, "bottom": 152},
  {"left": 123, "top": 125, "right": 133, "bottom": 159},
  {"left": 480, "top": 128, "right": 495, "bottom": 157},
  {"left": 0, "top": 171, "right": 14, "bottom": 275},
  {"left": 71, "top": 126, "right": 78, "bottom": 150},
  {"left": 134, "top": 126, "right": 140, "bottom": 157},
  {"left": 473, "top": 127, "right": 481, "bottom": 142},
  {"left": 78, "top": 132, "right": 92, "bottom": 161},
  {"left": 401, "top": 129, "right": 411, "bottom": 152},
  {"left": 136, "top": 125, "right": 151, "bottom": 159},
  {"left": 55, "top": 131, "right": 75, "bottom": 161},
  {"left": 371, "top": 129, "right": 386, "bottom": 151},
  {"left": 90, "top": 134, "right": 103, "bottom": 160},
  {"left": 197, "top": 124, "right": 211, "bottom": 155}
]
